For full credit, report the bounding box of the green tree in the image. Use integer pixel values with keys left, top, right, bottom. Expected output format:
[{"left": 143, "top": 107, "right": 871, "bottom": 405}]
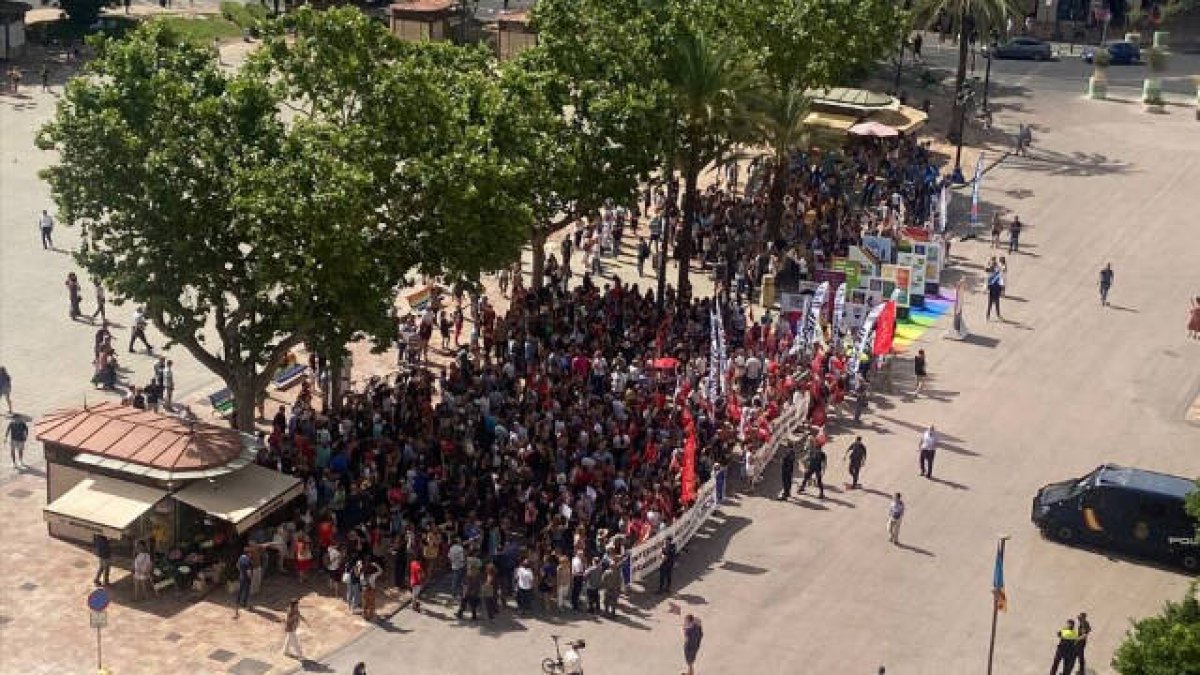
[
  {"left": 733, "top": 0, "right": 907, "bottom": 91},
  {"left": 38, "top": 9, "right": 527, "bottom": 429},
  {"left": 494, "top": 57, "right": 656, "bottom": 289},
  {"left": 521, "top": 0, "right": 671, "bottom": 289},
  {"left": 664, "top": 28, "right": 761, "bottom": 306},
  {"left": 1112, "top": 583, "right": 1200, "bottom": 675},
  {"left": 915, "top": 0, "right": 1018, "bottom": 153},
  {"left": 749, "top": 84, "right": 810, "bottom": 243}
]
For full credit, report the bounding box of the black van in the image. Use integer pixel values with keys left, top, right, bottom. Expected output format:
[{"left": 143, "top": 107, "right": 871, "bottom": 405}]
[{"left": 1032, "top": 464, "right": 1199, "bottom": 572}]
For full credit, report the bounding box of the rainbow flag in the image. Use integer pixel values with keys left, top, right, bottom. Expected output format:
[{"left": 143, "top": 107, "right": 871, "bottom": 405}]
[{"left": 406, "top": 285, "right": 432, "bottom": 311}]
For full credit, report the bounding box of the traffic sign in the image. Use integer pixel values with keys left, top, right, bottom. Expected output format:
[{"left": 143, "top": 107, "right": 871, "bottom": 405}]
[
  {"left": 87, "top": 587, "right": 110, "bottom": 612},
  {"left": 90, "top": 610, "right": 108, "bottom": 628}
]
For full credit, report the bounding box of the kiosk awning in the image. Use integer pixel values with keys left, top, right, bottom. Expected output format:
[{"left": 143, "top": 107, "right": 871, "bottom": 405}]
[
  {"left": 172, "top": 464, "right": 302, "bottom": 534},
  {"left": 44, "top": 476, "right": 168, "bottom": 539}
]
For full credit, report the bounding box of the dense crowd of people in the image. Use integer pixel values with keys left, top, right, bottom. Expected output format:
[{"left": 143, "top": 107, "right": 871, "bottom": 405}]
[{"left": 223, "top": 134, "right": 945, "bottom": 624}]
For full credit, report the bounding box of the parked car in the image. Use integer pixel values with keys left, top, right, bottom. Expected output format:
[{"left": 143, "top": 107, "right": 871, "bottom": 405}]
[
  {"left": 986, "top": 37, "right": 1054, "bottom": 60},
  {"left": 1032, "top": 464, "right": 1199, "bottom": 572},
  {"left": 1082, "top": 41, "right": 1142, "bottom": 65}
]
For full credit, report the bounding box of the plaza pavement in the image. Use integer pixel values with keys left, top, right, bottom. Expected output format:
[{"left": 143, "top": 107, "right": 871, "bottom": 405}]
[{"left": 1, "top": 31, "right": 1198, "bottom": 675}]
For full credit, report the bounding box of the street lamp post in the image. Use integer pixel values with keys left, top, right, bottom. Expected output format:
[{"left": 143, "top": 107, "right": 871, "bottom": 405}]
[{"left": 981, "top": 50, "right": 993, "bottom": 112}]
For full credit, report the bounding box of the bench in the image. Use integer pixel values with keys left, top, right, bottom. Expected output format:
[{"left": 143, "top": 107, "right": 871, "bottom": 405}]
[
  {"left": 207, "top": 388, "right": 234, "bottom": 418},
  {"left": 272, "top": 363, "right": 308, "bottom": 390}
]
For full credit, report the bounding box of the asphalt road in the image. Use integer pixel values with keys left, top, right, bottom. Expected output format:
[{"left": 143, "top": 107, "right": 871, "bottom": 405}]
[{"left": 315, "top": 44, "right": 1200, "bottom": 675}]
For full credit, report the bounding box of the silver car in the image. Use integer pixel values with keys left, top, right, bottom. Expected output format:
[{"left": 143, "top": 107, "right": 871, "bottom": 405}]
[{"left": 987, "top": 37, "right": 1053, "bottom": 60}]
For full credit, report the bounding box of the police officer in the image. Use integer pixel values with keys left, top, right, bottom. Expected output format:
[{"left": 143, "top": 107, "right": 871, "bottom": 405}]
[
  {"left": 799, "top": 439, "right": 827, "bottom": 499},
  {"left": 1049, "top": 618, "right": 1079, "bottom": 675},
  {"left": 845, "top": 437, "right": 867, "bottom": 489},
  {"left": 778, "top": 443, "right": 797, "bottom": 501}
]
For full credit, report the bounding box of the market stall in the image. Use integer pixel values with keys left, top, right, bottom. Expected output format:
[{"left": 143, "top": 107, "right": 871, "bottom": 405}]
[{"left": 35, "top": 402, "right": 302, "bottom": 584}]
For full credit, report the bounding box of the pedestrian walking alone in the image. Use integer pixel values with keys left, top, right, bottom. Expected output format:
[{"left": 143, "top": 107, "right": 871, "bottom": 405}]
[
  {"left": 913, "top": 349, "right": 928, "bottom": 395},
  {"left": 986, "top": 262, "right": 1004, "bottom": 321},
  {"left": 778, "top": 442, "right": 796, "bottom": 500},
  {"left": 682, "top": 613, "right": 703, "bottom": 675},
  {"left": 65, "top": 272, "right": 82, "bottom": 320},
  {"left": 234, "top": 547, "right": 252, "bottom": 617},
  {"left": 1098, "top": 263, "right": 1114, "bottom": 307},
  {"left": 129, "top": 307, "right": 153, "bottom": 353},
  {"left": 5, "top": 414, "right": 28, "bottom": 467},
  {"left": 38, "top": 210, "right": 54, "bottom": 249},
  {"left": 40, "top": 62, "right": 49, "bottom": 92},
  {"left": 990, "top": 212, "right": 1003, "bottom": 248},
  {"left": 91, "top": 281, "right": 106, "bottom": 322},
  {"left": 887, "top": 493, "right": 905, "bottom": 544},
  {"left": 93, "top": 534, "right": 112, "bottom": 586},
  {"left": 1008, "top": 216, "right": 1022, "bottom": 253},
  {"left": 282, "top": 600, "right": 308, "bottom": 659},
  {"left": 918, "top": 425, "right": 938, "bottom": 478},
  {"left": 845, "top": 436, "right": 867, "bottom": 489}
]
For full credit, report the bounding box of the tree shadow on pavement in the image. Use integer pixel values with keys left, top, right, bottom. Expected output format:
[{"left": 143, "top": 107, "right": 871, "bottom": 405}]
[{"left": 1004, "top": 149, "right": 1134, "bottom": 177}]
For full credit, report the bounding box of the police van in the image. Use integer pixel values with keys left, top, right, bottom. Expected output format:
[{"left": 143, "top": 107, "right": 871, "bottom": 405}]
[{"left": 1031, "top": 464, "right": 1199, "bottom": 572}]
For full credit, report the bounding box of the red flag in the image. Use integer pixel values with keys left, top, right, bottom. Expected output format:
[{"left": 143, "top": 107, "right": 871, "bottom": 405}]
[
  {"left": 680, "top": 409, "right": 697, "bottom": 504},
  {"left": 872, "top": 301, "right": 897, "bottom": 356}
]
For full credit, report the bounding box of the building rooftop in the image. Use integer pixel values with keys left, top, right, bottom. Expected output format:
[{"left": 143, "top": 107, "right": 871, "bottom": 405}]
[{"left": 35, "top": 402, "right": 246, "bottom": 473}]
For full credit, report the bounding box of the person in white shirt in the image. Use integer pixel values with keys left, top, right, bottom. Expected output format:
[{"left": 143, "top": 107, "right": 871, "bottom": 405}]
[
  {"left": 38, "top": 210, "right": 54, "bottom": 249},
  {"left": 918, "top": 425, "right": 938, "bottom": 478},
  {"left": 515, "top": 559, "right": 535, "bottom": 612},
  {"left": 132, "top": 540, "right": 156, "bottom": 601}
]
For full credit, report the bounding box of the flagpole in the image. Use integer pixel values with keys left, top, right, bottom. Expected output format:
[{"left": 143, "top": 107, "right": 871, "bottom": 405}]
[{"left": 987, "top": 536, "right": 1009, "bottom": 675}]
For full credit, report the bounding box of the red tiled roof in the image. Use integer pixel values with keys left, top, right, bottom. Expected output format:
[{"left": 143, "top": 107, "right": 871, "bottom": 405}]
[{"left": 34, "top": 402, "right": 243, "bottom": 472}]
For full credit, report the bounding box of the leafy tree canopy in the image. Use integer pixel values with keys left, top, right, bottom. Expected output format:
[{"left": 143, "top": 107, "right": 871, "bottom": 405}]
[
  {"left": 38, "top": 8, "right": 528, "bottom": 427},
  {"left": 1112, "top": 583, "right": 1200, "bottom": 675}
]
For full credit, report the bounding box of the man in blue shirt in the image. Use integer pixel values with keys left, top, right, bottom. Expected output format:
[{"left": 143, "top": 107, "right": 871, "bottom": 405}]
[{"left": 234, "top": 548, "right": 252, "bottom": 618}]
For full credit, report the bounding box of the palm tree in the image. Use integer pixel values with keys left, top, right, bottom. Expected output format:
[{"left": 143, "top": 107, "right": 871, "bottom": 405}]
[
  {"left": 663, "top": 29, "right": 762, "bottom": 309},
  {"left": 918, "top": 0, "right": 1018, "bottom": 150},
  {"left": 749, "top": 83, "right": 811, "bottom": 245}
]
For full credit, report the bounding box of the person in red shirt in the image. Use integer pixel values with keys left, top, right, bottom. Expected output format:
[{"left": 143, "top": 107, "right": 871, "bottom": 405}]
[{"left": 409, "top": 558, "right": 425, "bottom": 612}]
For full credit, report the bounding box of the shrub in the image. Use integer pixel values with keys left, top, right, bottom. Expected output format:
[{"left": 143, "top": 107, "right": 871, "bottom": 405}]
[
  {"left": 1092, "top": 49, "right": 1111, "bottom": 68},
  {"left": 1145, "top": 46, "right": 1168, "bottom": 73}
]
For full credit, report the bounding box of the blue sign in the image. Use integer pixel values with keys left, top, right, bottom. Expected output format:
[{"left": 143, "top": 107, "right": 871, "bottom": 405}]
[{"left": 87, "top": 587, "right": 110, "bottom": 612}]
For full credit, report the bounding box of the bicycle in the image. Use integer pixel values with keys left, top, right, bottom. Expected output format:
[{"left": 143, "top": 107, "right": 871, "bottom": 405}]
[{"left": 541, "top": 635, "right": 585, "bottom": 674}]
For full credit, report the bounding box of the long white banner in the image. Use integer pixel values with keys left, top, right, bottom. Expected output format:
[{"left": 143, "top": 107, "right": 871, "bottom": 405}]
[{"left": 621, "top": 468, "right": 726, "bottom": 584}]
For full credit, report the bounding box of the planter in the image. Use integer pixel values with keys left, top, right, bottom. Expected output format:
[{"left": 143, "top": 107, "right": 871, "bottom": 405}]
[
  {"left": 1152, "top": 31, "right": 1168, "bottom": 50},
  {"left": 1143, "top": 78, "right": 1165, "bottom": 111},
  {"left": 1088, "top": 75, "right": 1108, "bottom": 99},
  {"left": 1124, "top": 32, "right": 1140, "bottom": 46}
]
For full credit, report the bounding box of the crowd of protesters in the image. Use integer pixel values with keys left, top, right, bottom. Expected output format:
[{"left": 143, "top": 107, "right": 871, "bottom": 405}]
[
  {"left": 117, "top": 134, "right": 942, "bottom": 628},
  {"left": 251, "top": 244, "right": 823, "bottom": 622}
]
